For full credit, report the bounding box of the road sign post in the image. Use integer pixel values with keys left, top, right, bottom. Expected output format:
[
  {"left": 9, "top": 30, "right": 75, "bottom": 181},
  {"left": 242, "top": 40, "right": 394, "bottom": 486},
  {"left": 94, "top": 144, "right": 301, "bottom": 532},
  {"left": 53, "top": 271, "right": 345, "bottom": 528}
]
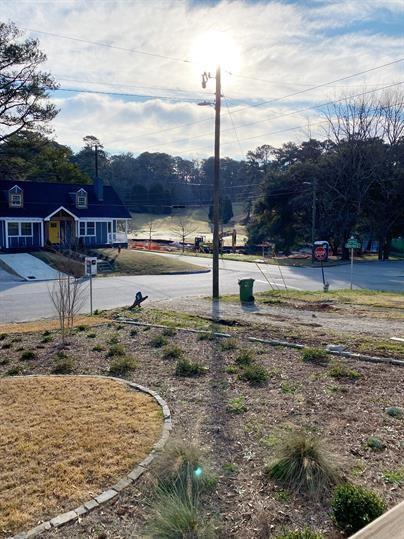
[
  {"left": 345, "top": 237, "right": 361, "bottom": 290},
  {"left": 85, "top": 257, "right": 97, "bottom": 315}
]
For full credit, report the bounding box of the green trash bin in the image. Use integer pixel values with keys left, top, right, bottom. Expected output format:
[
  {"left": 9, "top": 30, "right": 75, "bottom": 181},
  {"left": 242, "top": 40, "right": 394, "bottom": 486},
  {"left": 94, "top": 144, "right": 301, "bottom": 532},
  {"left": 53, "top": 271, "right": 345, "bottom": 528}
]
[{"left": 239, "top": 278, "right": 255, "bottom": 303}]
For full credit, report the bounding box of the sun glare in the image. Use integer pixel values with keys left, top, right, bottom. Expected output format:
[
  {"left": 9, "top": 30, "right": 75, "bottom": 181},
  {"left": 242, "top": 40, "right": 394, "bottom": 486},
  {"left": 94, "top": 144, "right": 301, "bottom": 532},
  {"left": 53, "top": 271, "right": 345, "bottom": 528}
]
[{"left": 192, "top": 31, "right": 240, "bottom": 77}]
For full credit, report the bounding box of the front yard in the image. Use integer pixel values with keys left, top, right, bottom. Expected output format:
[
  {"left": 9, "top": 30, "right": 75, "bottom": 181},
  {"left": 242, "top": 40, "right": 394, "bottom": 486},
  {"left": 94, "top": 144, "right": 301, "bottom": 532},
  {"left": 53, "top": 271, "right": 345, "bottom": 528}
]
[{"left": 0, "top": 311, "right": 402, "bottom": 538}]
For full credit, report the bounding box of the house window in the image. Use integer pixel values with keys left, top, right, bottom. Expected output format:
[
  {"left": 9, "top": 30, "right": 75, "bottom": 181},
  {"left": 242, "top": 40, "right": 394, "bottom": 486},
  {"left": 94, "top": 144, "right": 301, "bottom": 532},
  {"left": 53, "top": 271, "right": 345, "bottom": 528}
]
[
  {"left": 8, "top": 186, "right": 23, "bottom": 208},
  {"left": 7, "top": 222, "right": 33, "bottom": 237},
  {"left": 79, "top": 221, "right": 96, "bottom": 236},
  {"left": 7, "top": 222, "right": 19, "bottom": 236},
  {"left": 76, "top": 189, "right": 87, "bottom": 208}
]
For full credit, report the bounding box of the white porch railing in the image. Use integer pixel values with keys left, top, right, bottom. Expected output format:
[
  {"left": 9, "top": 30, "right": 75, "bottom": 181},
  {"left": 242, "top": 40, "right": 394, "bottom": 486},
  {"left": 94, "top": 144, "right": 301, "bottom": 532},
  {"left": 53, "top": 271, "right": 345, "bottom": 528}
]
[{"left": 108, "top": 232, "right": 127, "bottom": 244}]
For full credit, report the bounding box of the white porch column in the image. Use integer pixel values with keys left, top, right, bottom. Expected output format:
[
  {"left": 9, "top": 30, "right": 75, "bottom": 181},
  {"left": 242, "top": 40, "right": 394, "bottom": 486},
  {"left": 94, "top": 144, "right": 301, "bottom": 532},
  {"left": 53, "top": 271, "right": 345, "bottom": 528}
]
[
  {"left": 125, "top": 219, "right": 128, "bottom": 241},
  {"left": 5, "top": 223, "right": 9, "bottom": 249},
  {"left": 40, "top": 221, "right": 44, "bottom": 247}
]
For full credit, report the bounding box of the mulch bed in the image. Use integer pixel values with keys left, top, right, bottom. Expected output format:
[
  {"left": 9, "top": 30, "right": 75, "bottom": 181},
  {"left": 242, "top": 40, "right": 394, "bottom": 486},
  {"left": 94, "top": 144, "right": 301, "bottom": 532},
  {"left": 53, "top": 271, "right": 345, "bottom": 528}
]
[{"left": 0, "top": 321, "right": 403, "bottom": 538}]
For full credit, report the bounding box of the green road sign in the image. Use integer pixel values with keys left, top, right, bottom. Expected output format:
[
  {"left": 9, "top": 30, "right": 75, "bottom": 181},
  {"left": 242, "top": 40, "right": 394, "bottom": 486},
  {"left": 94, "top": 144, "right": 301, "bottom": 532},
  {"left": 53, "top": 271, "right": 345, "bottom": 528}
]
[{"left": 345, "top": 239, "right": 361, "bottom": 249}]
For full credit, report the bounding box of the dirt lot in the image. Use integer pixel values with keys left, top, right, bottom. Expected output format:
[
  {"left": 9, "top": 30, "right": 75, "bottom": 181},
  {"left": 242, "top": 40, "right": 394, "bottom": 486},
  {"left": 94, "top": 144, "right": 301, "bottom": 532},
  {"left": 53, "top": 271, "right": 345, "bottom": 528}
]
[{"left": 0, "top": 315, "right": 402, "bottom": 538}]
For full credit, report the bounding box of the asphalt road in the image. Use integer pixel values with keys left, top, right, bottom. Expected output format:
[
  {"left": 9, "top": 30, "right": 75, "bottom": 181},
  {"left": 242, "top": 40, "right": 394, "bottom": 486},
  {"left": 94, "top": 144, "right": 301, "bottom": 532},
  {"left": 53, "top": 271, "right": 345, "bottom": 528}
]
[{"left": 0, "top": 254, "right": 403, "bottom": 323}]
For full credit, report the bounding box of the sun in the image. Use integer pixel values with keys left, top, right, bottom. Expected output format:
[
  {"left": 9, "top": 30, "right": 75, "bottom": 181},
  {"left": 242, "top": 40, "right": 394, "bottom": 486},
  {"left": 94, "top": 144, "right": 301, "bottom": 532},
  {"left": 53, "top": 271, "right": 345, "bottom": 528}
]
[{"left": 191, "top": 31, "right": 240, "bottom": 76}]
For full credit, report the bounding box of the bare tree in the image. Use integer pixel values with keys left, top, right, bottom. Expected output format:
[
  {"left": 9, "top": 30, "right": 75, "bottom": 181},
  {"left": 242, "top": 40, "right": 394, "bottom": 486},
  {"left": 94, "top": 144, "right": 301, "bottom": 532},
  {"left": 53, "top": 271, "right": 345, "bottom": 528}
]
[
  {"left": 49, "top": 273, "right": 86, "bottom": 343},
  {"left": 146, "top": 219, "right": 156, "bottom": 250},
  {"left": 171, "top": 217, "right": 197, "bottom": 253}
]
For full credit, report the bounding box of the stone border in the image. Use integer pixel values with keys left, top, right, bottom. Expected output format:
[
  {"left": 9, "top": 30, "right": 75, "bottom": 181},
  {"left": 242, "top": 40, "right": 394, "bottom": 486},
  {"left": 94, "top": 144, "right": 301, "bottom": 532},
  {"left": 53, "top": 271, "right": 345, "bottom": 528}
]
[{"left": 11, "top": 375, "right": 172, "bottom": 539}]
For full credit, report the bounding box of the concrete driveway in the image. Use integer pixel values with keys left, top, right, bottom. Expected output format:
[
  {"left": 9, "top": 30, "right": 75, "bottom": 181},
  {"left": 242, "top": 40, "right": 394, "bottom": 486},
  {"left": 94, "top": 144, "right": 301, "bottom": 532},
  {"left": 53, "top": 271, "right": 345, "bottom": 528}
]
[
  {"left": 0, "top": 253, "right": 64, "bottom": 281},
  {"left": 0, "top": 265, "right": 22, "bottom": 283}
]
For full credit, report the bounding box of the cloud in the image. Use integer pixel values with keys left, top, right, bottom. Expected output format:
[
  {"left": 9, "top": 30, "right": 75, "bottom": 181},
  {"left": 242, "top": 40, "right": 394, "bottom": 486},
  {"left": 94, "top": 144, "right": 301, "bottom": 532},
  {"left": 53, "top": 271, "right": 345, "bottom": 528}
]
[{"left": 1, "top": 0, "right": 402, "bottom": 158}]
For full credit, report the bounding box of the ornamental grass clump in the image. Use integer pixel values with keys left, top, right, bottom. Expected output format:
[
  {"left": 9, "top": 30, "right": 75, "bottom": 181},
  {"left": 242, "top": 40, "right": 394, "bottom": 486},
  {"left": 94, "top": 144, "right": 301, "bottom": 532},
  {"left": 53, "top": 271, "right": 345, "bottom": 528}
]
[
  {"left": 240, "top": 363, "right": 269, "bottom": 386},
  {"left": 109, "top": 355, "right": 137, "bottom": 376},
  {"left": 20, "top": 350, "right": 36, "bottom": 361},
  {"left": 52, "top": 356, "right": 75, "bottom": 374},
  {"left": 265, "top": 430, "right": 342, "bottom": 498},
  {"left": 331, "top": 484, "right": 386, "bottom": 534},
  {"left": 107, "top": 344, "right": 125, "bottom": 357},
  {"left": 235, "top": 349, "right": 254, "bottom": 366},
  {"left": 163, "top": 345, "right": 183, "bottom": 360},
  {"left": 175, "top": 358, "right": 206, "bottom": 377},
  {"left": 276, "top": 528, "right": 324, "bottom": 539},
  {"left": 301, "top": 347, "right": 328, "bottom": 365},
  {"left": 151, "top": 334, "right": 168, "bottom": 348}
]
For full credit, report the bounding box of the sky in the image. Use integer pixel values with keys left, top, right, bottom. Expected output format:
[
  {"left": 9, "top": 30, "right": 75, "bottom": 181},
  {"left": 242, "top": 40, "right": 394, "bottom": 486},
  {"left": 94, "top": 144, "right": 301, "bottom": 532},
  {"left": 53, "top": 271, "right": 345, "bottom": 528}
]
[{"left": 1, "top": 0, "right": 403, "bottom": 160}]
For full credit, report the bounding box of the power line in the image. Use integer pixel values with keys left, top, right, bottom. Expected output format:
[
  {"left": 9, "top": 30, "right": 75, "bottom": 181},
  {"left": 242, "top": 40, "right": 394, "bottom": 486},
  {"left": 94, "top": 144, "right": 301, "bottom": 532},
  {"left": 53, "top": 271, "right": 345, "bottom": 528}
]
[{"left": 54, "top": 86, "right": 205, "bottom": 103}]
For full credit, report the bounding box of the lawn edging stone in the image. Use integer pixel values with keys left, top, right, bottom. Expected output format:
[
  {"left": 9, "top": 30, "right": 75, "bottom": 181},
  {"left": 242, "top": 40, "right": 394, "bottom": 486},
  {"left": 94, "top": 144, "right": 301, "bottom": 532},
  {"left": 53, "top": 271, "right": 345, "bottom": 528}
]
[{"left": 10, "top": 375, "right": 172, "bottom": 539}]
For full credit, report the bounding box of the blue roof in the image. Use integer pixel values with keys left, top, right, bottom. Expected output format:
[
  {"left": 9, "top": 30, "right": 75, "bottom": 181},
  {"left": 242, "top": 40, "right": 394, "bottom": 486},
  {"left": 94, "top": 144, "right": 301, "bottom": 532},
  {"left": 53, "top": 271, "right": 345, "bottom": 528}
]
[{"left": 0, "top": 179, "right": 131, "bottom": 219}]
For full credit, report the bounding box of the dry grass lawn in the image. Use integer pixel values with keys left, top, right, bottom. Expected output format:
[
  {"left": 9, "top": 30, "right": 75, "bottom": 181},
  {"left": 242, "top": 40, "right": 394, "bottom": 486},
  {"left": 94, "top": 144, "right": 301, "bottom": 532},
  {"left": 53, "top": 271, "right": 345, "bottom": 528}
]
[
  {"left": 0, "top": 315, "right": 110, "bottom": 335},
  {"left": 0, "top": 376, "right": 162, "bottom": 537}
]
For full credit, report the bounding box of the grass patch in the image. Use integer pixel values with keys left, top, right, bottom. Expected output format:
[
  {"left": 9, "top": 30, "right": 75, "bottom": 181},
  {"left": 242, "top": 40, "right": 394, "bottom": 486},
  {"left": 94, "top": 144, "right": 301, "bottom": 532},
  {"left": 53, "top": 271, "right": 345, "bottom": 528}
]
[
  {"left": 175, "top": 358, "right": 206, "bottom": 377},
  {"left": 107, "top": 344, "right": 126, "bottom": 357},
  {"left": 301, "top": 347, "right": 328, "bottom": 364},
  {"left": 280, "top": 381, "right": 300, "bottom": 394},
  {"left": 328, "top": 362, "right": 360, "bottom": 380},
  {"left": 225, "top": 365, "right": 238, "bottom": 374},
  {"left": 107, "top": 334, "right": 120, "bottom": 345},
  {"left": 95, "top": 248, "right": 205, "bottom": 276},
  {"left": 235, "top": 349, "right": 254, "bottom": 366},
  {"left": 275, "top": 528, "right": 324, "bottom": 539},
  {"left": 40, "top": 335, "right": 53, "bottom": 343},
  {"left": 150, "top": 334, "right": 168, "bottom": 348},
  {"left": 265, "top": 430, "right": 342, "bottom": 498},
  {"left": 0, "top": 376, "right": 162, "bottom": 535},
  {"left": 198, "top": 332, "right": 216, "bottom": 341},
  {"left": 383, "top": 469, "right": 404, "bottom": 486},
  {"left": 52, "top": 357, "right": 75, "bottom": 374},
  {"left": 109, "top": 355, "right": 138, "bottom": 376},
  {"left": 163, "top": 345, "right": 183, "bottom": 360},
  {"left": 239, "top": 364, "right": 269, "bottom": 386},
  {"left": 220, "top": 338, "right": 237, "bottom": 351},
  {"left": 162, "top": 327, "right": 176, "bottom": 337},
  {"left": 20, "top": 350, "right": 36, "bottom": 361},
  {"left": 32, "top": 251, "right": 84, "bottom": 278},
  {"left": 92, "top": 344, "right": 105, "bottom": 352},
  {"left": 226, "top": 396, "right": 247, "bottom": 414}
]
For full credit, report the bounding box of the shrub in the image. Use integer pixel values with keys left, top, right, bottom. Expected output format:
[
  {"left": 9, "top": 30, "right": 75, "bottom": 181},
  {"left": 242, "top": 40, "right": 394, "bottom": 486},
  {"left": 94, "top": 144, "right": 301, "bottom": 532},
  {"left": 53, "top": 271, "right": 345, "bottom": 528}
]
[
  {"left": 107, "top": 344, "right": 125, "bottom": 357},
  {"left": 220, "top": 338, "right": 237, "bottom": 351},
  {"left": 56, "top": 351, "right": 68, "bottom": 359},
  {"left": 5, "top": 365, "right": 23, "bottom": 376},
  {"left": 235, "top": 349, "right": 254, "bottom": 366},
  {"left": 76, "top": 324, "right": 87, "bottom": 332},
  {"left": 0, "top": 333, "right": 6, "bottom": 340},
  {"left": 265, "top": 430, "right": 342, "bottom": 498},
  {"left": 20, "top": 350, "right": 36, "bottom": 361},
  {"left": 2, "top": 343, "right": 12, "bottom": 350},
  {"left": 366, "top": 437, "right": 385, "bottom": 451},
  {"left": 328, "top": 362, "right": 360, "bottom": 380},
  {"left": 92, "top": 344, "right": 105, "bottom": 352},
  {"left": 162, "top": 327, "right": 176, "bottom": 337},
  {"left": 301, "top": 347, "right": 328, "bottom": 364},
  {"left": 275, "top": 528, "right": 324, "bottom": 539},
  {"left": 109, "top": 355, "right": 137, "bottom": 376},
  {"left": 0, "top": 358, "right": 10, "bottom": 365},
  {"left": 240, "top": 364, "right": 268, "bottom": 386},
  {"left": 130, "top": 329, "right": 138, "bottom": 337},
  {"left": 151, "top": 334, "right": 168, "bottom": 348},
  {"left": 163, "top": 345, "right": 183, "bottom": 360},
  {"left": 42, "top": 330, "right": 51, "bottom": 337},
  {"left": 41, "top": 335, "right": 53, "bottom": 343},
  {"left": 226, "top": 396, "right": 247, "bottom": 414},
  {"left": 385, "top": 406, "right": 403, "bottom": 418},
  {"left": 52, "top": 357, "right": 75, "bottom": 374},
  {"left": 331, "top": 484, "right": 386, "bottom": 534},
  {"left": 175, "top": 358, "right": 206, "bottom": 377},
  {"left": 281, "top": 381, "right": 299, "bottom": 394},
  {"left": 86, "top": 332, "right": 96, "bottom": 338}
]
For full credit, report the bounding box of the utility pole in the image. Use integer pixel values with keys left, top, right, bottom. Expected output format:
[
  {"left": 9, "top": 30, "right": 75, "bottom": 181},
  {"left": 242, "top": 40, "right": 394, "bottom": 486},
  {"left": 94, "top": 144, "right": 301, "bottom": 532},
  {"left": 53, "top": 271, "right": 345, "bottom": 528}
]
[
  {"left": 311, "top": 178, "right": 317, "bottom": 245},
  {"left": 212, "top": 65, "right": 221, "bottom": 299}
]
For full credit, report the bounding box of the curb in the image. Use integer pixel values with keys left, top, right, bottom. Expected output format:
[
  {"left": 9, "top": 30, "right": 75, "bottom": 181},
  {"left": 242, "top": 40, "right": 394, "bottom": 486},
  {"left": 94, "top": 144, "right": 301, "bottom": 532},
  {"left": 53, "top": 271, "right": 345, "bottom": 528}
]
[
  {"left": 117, "top": 319, "right": 404, "bottom": 367},
  {"left": 10, "top": 375, "right": 172, "bottom": 539}
]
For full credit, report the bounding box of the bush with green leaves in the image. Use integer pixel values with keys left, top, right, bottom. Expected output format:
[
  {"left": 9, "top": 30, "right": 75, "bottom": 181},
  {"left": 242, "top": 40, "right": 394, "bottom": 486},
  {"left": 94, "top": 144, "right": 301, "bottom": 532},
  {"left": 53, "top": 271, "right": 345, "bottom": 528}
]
[
  {"left": 235, "top": 349, "right": 254, "bottom": 366},
  {"left": 151, "top": 334, "right": 168, "bottom": 348},
  {"left": 226, "top": 396, "right": 247, "bottom": 414},
  {"left": 385, "top": 406, "right": 403, "bottom": 419},
  {"left": 225, "top": 365, "right": 238, "bottom": 374},
  {"left": 265, "top": 430, "right": 342, "bottom": 498},
  {"left": 107, "top": 344, "right": 125, "bottom": 357},
  {"left": 239, "top": 364, "right": 269, "bottom": 386},
  {"left": 175, "top": 358, "right": 206, "bottom": 377},
  {"left": 328, "top": 362, "right": 360, "bottom": 380},
  {"left": 331, "top": 484, "right": 386, "bottom": 534},
  {"left": 366, "top": 437, "right": 385, "bottom": 451},
  {"left": 163, "top": 345, "right": 183, "bottom": 360},
  {"left": 301, "top": 347, "right": 328, "bottom": 364},
  {"left": 52, "top": 357, "right": 75, "bottom": 374},
  {"left": 5, "top": 365, "right": 23, "bottom": 376},
  {"left": 109, "top": 355, "right": 137, "bottom": 376},
  {"left": 275, "top": 528, "right": 324, "bottom": 539},
  {"left": 20, "top": 350, "right": 36, "bottom": 361},
  {"left": 76, "top": 324, "right": 87, "bottom": 332},
  {"left": 383, "top": 469, "right": 404, "bottom": 486},
  {"left": 41, "top": 335, "right": 53, "bottom": 343},
  {"left": 0, "top": 333, "right": 7, "bottom": 341}
]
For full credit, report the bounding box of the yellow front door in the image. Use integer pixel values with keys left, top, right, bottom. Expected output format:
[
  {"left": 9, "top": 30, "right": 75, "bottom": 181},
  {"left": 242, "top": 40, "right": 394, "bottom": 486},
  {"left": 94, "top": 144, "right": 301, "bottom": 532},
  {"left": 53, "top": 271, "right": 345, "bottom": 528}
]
[{"left": 49, "top": 221, "right": 60, "bottom": 243}]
